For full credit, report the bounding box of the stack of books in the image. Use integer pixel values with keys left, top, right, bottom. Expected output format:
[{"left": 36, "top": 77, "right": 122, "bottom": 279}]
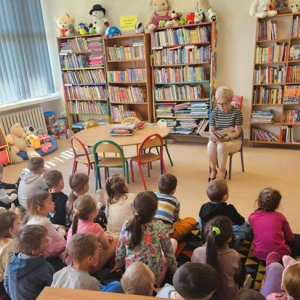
[
  {"left": 173, "top": 103, "right": 191, "bottom": 117},
  {"left": 189, "top": 102, "right": 209, "bottom": 117},
  {"left": 88, "top": 54, "right": 103, "bottom": 67},
  {"left": 251, "top": 111, "right": 274, "bottom": 124},
  {"left": 156, "top": 104, "right": 174, "bottom": 117},
  {"left": 284, "top": 85, "right": 300, "bottom": 104},
  {"left": 173, "top": 119, "right": 198, "bottom": 135},
  {"left": 109, "top": 86, "right": 146, "bottom": 103},
  {"left": 66, "top": 86, "right": 106, "bottom": 100},
  {"left": 107, "top": 69, "right": 146, "bottom": 82},
  {"left": 86, "top": 37, "right": 102, "bottom": 51},
  {"left": 63, "top": 70, "right": 105, "bottom": 84}
]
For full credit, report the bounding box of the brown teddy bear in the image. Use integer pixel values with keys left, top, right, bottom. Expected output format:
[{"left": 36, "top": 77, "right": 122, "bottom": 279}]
[{"left": 6, "top": 123, "right": 40, "bottom": 164}]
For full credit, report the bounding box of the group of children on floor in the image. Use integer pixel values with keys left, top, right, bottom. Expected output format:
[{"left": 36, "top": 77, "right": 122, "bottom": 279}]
[{"left": 0, "top": 157, "right": 299, "bottom": 300}]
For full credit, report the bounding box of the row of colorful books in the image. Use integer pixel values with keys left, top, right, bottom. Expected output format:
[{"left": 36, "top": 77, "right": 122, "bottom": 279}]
[
  {"left": 251, "top": 111, "right": 274, "bottom": 124},
  {"left": 251, "top": 127, "right": 279, "bottom": 142},
  {"left": 61, "top": 54, "right": 90, "bottom": 69},
  {"left": 253, "top": 87, "right": 282, "bottom": 104},
  {"left": 154, "top": 67, "right": 206, "bottom": 83},
  {"left": 109, "top": 86, "right": 146, "bottom": 103},
  {"left": 89, "top": 55, "right": 103, "bottom": 67},
  {"left": 286, "top": 66, "right": 300, "bottom": 83},
  {"left": 284, "top": 109, "right": 300, "bottom": 123},
  {"left": 256, "top": 44, "right": 288, "bottom": 63},
  {"left": 153, "top": 46, "right": 211, "bottom": 66},
  {"left": 107, "top": 69, "right": 146, "bottom": 82},
  {"left": 284, "top": 85, "right": 300, "bottom": 104},
  {"left": 257, "top": 20, "right": 277, "bottom": 41},
  {"left": 289, "top": 45, "right": 300, "bottom": 61},
  {"left": 292, "top": 16, "right": 300, "bottom": 38},
  {"left": 281, "top": 126, "right": 300, "bottom": 143},
  {"left": 153, "top": 26, "right": 210, "bottom": 47},
  {"left": 66, "top": 86, "right": 106, "bottom": 100},
  {"left": 63, "top": 70, "right": 105, "bottom": 85},
  {"left": 111, "top": 105, "right": 138, "bottom": 123},
  {"left": 60, "top": 37, "right": 102, "bottom": 53},
  {"left": 68, "top": 101, "right": 108, "bottom": 115},
  {"left": 106, "top": 43, "right": 145, "bottom": 61},
  {"left": 254, "top": 67, "right": 285, "bottom": 84},
  {"left": 154, "top": 84, "right": 205, "bottom": 101}
]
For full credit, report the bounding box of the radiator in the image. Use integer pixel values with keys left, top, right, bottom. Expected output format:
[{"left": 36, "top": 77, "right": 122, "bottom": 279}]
[{"left": 0, "top": 106, "right": 47, "bottom": 136}]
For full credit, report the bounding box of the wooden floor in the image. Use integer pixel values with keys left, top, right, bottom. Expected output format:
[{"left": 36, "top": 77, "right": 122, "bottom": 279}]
[{"left": 4, "top": 139, "right": 300, "bottom": 232}]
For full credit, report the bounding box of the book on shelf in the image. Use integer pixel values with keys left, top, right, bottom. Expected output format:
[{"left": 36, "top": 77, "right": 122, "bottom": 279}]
[
  {"left": 253, "top": 87, "right": 282, "bottom": 104},
  {"left": 111, "top": 105, "right": 139, "bottom": 123},
  {"left": 292, "top": 16, "right": 300, "bottom": 38},
  {"left": 69, "top": 101, "right": 108, "bottom": 115},
  {"left": 63, "top": 69, "right": 105, "bottom": 85},
  {"left": 195, "top": 119, "right": 209, "bottom": 135},
  {"left": 257, "top": 20, "right": 277, "bottom": 41},
  {"left": 254, "top": 66, "right": 285, "bottom": 84},
  {"left": 107, "top": 69, "right": 146, "bottom": 82},
  {"left": 66, "top": 86, "right": 106, "bottom": 100},
  {"left": 61, "top": 54, "right": 90, "bottom": 69},
  {"left": 109, "top": 86, "right": 146, "bottom": 103},
  {"left": 199, "top": 127, "right": 236, "bottom": 139},
  {"left": 251, "top": 111, "right": 274, "bottom": 123},
  {"left": 284, "top": 109, "right": 300, "bottom": 123},
  {"left": 107, "top": 43, "right": 145, "bottom": 61},
  {"left": 286, "top": 66, "right": 300, "bottom": 83},
  {"left": 255, "top": 44, "right": 288, "bottom": 63},
  {"left": 154, "top": 26, "right": 210, "bottom": 47},
  {"left": 289, "top": 45, "right": 300, "bottom": 61},
  {"left": 284, "top": 85, "right": 300, "bottom": 104},
  {"left": 59, "top": 37, "right": 102, "bottom": 53},
  {"left": 251, "top": 127, "right": 279, "bottom": 142},
  {"left": 153, "top": 45, "right": 211, "bottom": 65}
]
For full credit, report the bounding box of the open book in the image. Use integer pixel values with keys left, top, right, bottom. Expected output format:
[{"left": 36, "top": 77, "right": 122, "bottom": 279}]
[{"left": 199, "top": 127, "right": 236, "bottom": 139}]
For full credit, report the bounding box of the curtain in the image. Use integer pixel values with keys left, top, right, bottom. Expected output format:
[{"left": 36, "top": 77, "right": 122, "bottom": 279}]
[{"left": 0, "top": 0, "right": 55, "bottom": 105}]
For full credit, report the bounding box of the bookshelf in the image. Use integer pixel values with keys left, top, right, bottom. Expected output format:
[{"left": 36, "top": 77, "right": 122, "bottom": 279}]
[
  {"left": 57, "top": 34, "right": 109, "bottom": 130},
  {"left": 151, "top": 22, "right": 217, "bottom": 138},
  {"left": 250, "top": 13, "right": 300, "bottom": 145},
  {"left": 103, "top": 34, "right": 153, "bottom": 123}
]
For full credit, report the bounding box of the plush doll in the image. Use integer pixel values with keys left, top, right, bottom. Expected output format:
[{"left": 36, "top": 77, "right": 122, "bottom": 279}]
[
  {"left": 275, "top": 0, "right": 290, "bottom": 13},
  {"left": 89, "top": 4, "right": 109, "bottom": 35},
  {"left": 158, "top": 20, "right": 166, "bottom": 28},
  {"left": 289, "top": 0, "right": 300, "bottom": 13},
  {"left": 54, "top": 13, "right": 74, "bottom": 37},
  {"left": 178, "top": 17, "right": 186, "bottom": 25},
  {"left": 196, "top": 0, "right": 217, "bottom": 22},
  {"left": 186, "top": 12, "right": 195, "bottom": 24},
  {"left": 145, "top": 0, "right": 174, "bottom": 31},
  {"left": 135, "top": 23, "right": 145, "bottom": 34},
  {"left": 194, "top": 12, "right": 204, "bottom": 23},
  {"left": 67, "top": 24, "right": 78, "bottom": 36},
  {"left": 6, "top": 123, "right": 40, "bottom": 164},
  {"left": 78, "top": 23, "right": 89, "bottom": 35},
  {"left": 105, "top": 26, "right": 122, "bottom": 37},
  {"left": 89, "top": 24, "right": 96, "bottom": 35},
  {"left": 250, "top": 0, "right": 278, "bottom": 18},
  {"left": 170, "top": 11, "right": 180, "bottom": 26}
]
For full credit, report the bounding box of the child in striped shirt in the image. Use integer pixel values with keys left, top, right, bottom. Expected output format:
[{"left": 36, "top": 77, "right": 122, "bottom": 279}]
[{"left": 155, "top": 174, "right": 196, "bottom": 241}]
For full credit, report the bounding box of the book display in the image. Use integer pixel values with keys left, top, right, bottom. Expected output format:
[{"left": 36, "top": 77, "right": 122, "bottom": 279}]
[
  {"left": 251, "top": 14, "right": 300, "bottom": 145},
  {"left": 151, "top": 22, "right": 216, "bottom": 138},
  {"left": 57, "top": 35, "right": 108, "bottom": 128},
  {"left": 104, "top": 34, "right": 153, "bottom": 123}
]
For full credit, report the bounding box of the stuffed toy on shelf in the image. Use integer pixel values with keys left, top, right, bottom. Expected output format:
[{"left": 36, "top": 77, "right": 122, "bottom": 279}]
[
  {"left": 250, "top": 0, "right": 278, "bottom": 18},
  {"left": 135, "top": 23, "right": 145, "bottom": 34},
  {"left": 67, "top": 24, "right": 78, "bottom": 36},
  {"left": 196, "top": 0, "right": 217, "bottom": 22},
  {"left": 289, "top": 0, "right": 300, "bottom": 13},
  {"left": 54, "top": 13, "right": 75, "bottom": 37},
  {"left": 78, "top": 23, "right": 89, "bottom": 35},
  {"left": 105, "top": 26, "right": 122, "bottom": 37},
  {"left": 89, "top": 4, "right": 109, "bottom": 35},
  {"left": 275, "top": 0, "right": 290, "bottom": 13}
]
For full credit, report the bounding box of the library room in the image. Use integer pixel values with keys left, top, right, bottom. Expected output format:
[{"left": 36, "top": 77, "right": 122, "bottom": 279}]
[{"left": 0, "top": 0, "right": 300, "bottom": 300}]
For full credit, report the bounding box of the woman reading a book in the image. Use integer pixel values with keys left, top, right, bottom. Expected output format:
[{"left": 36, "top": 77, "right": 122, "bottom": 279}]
[{"left": 207, "top": 86, "right": 243, "bottom": 181}]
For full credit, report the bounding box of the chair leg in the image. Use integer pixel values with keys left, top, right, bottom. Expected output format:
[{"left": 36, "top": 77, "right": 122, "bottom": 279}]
[
  {"left": 130, "top": 160, "right": 135, "bottom": 183},
  {"left": 125, "top": 161, "right": 130, "bottom": 184},
  {"left": 147, "top": 163, "right": 150, "bottom": 177},
  {"left": 72, "top": 160, "right": 78, "bottom": 174},
  {"left": 87, "top": 163, "right": 91, "bottom": 176},
  {"left": 107, "top": 168, "right": 110, "bottom": 178},
  {"left": 139, "top": 163, "right": 147, "bottom": 190},
  {"left": 161, "top": 158, "right": 166, "bottom": 174},
  {"left": 164, "top": 141, "right": 173, "bottom": 166},
  {"left": 229, "top": 155, "right": 233, "bottom": 180},
  {"left": 241, "top": 150, "right": 245, "bottom": 172},
  {"left": 95, "top": 166, "right": 101, "bottom": 190}
]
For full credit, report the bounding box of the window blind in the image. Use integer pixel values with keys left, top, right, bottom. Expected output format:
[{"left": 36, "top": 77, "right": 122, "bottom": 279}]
[{"left": 0, "top": 0, "right": 54, "bottom": 105}]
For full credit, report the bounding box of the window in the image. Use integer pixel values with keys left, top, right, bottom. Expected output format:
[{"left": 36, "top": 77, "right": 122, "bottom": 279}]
[{"left": 0, "top": 0, "right": 55, "bottom": 106}]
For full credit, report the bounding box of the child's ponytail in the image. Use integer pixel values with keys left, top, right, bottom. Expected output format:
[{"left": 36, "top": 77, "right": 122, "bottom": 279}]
[
  {"left": 106, "top": 174, "right": 128, "bottom": 205},
  {"left": 72, "top": 213, "right": 79, "bottom": 235},
  {"left": 126, "top": 191, "right": 158, "bottom": 249},
  {"left": 204, "top": 216, "right": 233, "bottom": 272},
  {"left": 68, "top": 173, "right": 89, "bottom": 211}
]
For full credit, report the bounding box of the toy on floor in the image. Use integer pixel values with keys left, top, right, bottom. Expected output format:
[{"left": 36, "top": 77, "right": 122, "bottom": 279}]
[
  {"left": 54, "top": 13, "right": 75, "bottom": 37},
  {"left": 196, "top": 0, "right": 217, "bottom": 22},
  {"left": 89, "top": 4, "right": 109, "bottom": 35},
  {"left": 105, "top": 26, "right": 121, "bottom": 37},
  {"left": 250, "top": 0, "right": 278, "bottom": 18},
  {"left": 135, "top": 23, "right": 144, "bottom": 34},
  {"left": 78, "top": 23, "right": 89, "bottom": 35}
]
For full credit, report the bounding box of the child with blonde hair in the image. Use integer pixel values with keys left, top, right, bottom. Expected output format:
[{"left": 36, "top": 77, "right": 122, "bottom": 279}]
[
  {"left": 66, "top": 195, "right": 117, "bottom": 272},
  {"left": 25, "top": 191, "right": 66, "bottom": 257},
  {"left": 115, "top": 191, "right": 178, "bottom": 287}
]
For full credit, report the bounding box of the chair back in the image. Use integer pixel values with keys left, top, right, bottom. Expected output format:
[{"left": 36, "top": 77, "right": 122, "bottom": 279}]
[
  {"left": 70, "top": 136, "right": 90, "bottom": 158},
  {"left": 121, "top": 117, "right": 140, "bottom": 124},
  {"left": 85, "top": 121, "right": 100, "bottom": 129},
  {"left": 93, "top": 140, "right": 125, "bottom": 161},
  {"left": 232, "top": 95, "right": 243, "bottom": 110},
  {"left": 139, "top": 134, "right": 164, "bottom": 153}
]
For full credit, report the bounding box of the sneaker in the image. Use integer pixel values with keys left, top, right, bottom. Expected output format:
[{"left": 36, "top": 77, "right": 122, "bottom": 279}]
[
  {"left": 243, "top": 274, "right": 252, "bottom": 289},
  {"left": 266, "top": 251, "right": 281, "bottom": 266}
]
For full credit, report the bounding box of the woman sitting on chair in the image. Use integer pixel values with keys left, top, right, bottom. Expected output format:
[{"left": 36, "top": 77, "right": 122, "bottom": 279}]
[{"left": 207, "top": 86, "right": 243, "bottom": 181}]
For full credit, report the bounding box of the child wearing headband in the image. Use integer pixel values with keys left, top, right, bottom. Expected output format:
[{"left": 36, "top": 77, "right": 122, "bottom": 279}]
[{"left": 192, "top": 216, "right": 244, "bottom": 300}]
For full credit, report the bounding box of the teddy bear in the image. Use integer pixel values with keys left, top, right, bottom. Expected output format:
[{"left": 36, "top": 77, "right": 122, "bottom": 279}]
[
  {"left": 194, "top": 12, "right": 204, "bottom": 23},
  {"left": 275, "top": 0, "right": 290, "bottom": 13},
  {"left": 145, "top": 0, "right": 174, "bottom": 31},
  {"left": 289, "top": 0, "right": 300, "bottom": 13},
  {"left": 89, "top": 4, "right": 110, "bottom": 35},
  {"left": 6, "top": 123, "right": 40, "bottom": 164},
  {"left": 54, "top": 13, "right": 75, "bottom": 37},
  {"left": 196, "top": 0, "right": 217, "bottom": 22},
  {"left": 250, "top": 0, "right": 278, "bottom": 18}
]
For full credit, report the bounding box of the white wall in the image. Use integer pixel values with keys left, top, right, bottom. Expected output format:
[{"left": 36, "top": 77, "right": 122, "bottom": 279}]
[{"left": 41, "top": 0, "right": 256, "bottom": 137}]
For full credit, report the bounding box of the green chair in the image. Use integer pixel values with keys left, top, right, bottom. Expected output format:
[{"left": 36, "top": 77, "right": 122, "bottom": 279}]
[{"left": 93, "top": 140, "right": 128, "bottom": 190}]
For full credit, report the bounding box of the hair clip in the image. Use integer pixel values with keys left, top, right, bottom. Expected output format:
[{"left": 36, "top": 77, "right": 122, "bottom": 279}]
[
  {"left": 212, "top": 227, "right": 221, "bottom": 235},
  {"left": 134, "top": 212, "right": 139, "bottom": 217}
]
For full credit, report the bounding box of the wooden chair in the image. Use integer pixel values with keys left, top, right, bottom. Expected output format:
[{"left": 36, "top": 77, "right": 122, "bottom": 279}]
[
  {"left": 93, "top": 140, "right": 128, "bottom": 190},
  {"left": 130, "top": 134, "right": 166, "bottom": 190},
  {"left": 85, "top": 121, "right": 100, "bottom": 129},
  {"left": 70, "top": 136, "right": 95, "bottom": 176}
]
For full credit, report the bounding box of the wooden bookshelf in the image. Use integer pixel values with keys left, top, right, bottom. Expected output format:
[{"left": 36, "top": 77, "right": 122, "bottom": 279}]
[
  {"left": 250, "top": 14, "right": 300, "bottom": 145},
  {"left": 57, "top": 35, "right": 109, "bottom": 130},
  {"left": 104, "top": 34, "right": 153, "bottom": 124},
  {"left": 151, "top": 23, "right": 216, "bottom": 138}
]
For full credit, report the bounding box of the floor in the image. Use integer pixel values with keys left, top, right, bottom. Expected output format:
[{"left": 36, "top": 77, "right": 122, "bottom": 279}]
[{"left": 4, "top": 139, "right": 300, "bottom": 232}]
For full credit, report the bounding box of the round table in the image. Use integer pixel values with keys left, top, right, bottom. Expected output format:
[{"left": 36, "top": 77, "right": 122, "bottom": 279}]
[{"left": 74, "top": 124, "right": 170, "bottom": 147}]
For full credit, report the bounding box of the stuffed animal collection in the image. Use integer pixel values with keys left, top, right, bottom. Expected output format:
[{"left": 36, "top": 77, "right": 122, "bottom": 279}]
[
  {"left": 250, "top": 0, "right": 278, "bottom": 18},
  {"left": 54, "top": 13, "right": 75, "bottom": 37},
  {"left": 196, "top": 0, "right": 217, "bottom": 22}
]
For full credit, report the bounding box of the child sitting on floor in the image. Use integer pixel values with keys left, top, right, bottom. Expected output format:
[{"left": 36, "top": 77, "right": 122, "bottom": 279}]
[
  {"left": 192, "top": 216, "right": 244, "bottom": 300},
  {"left": 0, "top": 164, "right": 19, "bottom": 209},
  {"left": 4, "top": 225, "right": 55, "bottom": 300},
  {"left": 52, "top": 232, "right": 122, "bottom": 293},
  {"left": 157, "top": 262, "right": 220, "bottom": 300},
  {"left": 104, "top": 174, "right": 135, "bottom": 235},
  {"left": 25, "top": 191, "right": 66, "bottom": 257},
  {"left": 121, "top": 261, "right": 155, "bottom": 296},
  {"left": 237, "top": 290, "right": 266, "bottom": 300},
  {"left": 18, "top": 157, "right": 48, "bottom": 210},
  {"left": 66, "top": 195, "right": 118, "bottom": 272},
  {"left": 249, "top": 187, "right": 299, "bottom": 261},
  {"left": 44, "top": 170, "right": 68, "bottom": 226},
  {"left": 155, "top": 173, "right": 197, "bottom": 241},
  {"left": 115, "top": 191, "right": 178, "bottom": 287},
  {"left": 199, "top": 179, "right": 252, "bottom": 248}
]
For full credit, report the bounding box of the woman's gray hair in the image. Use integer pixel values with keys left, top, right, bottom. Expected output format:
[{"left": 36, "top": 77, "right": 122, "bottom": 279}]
[{"left": 216, "top": 86, "right": 234, "bottom": 102}]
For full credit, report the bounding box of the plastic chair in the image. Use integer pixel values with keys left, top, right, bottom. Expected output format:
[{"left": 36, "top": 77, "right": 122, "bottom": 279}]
[
  {"left": 70, "top": 136, "right": 96, "bottom": 176},
  {"left": 130, "top": 134, "right": 166, "bottom": 190},
  {"left": 85, "top": 121, "right": 100, "bottom": 129},
  {"left": 121, "top": 117, "right": 140, "bottom": 124},
  {"left": 93, "top": 140, "right": 128, "bottom": 190},
  {"left": 232, "top": 95, "right": 243, "bottom": 109}
]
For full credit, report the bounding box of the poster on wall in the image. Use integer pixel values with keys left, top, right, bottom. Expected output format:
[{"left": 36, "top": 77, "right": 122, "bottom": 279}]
[{"left": 120, "top": 15, "right": 138, "bottom": 31}]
